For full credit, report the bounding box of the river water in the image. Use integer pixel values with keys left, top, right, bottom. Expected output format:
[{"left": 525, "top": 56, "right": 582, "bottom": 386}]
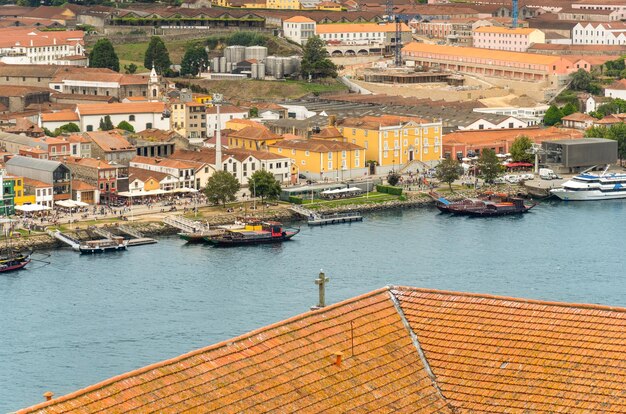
[{"left": 1, "top": 201, "right": 624, "bottom": 412}]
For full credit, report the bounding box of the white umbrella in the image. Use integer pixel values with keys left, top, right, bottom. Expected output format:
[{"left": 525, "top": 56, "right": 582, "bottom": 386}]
[
  {"left": 15, "top": 204, "right": 51, "bottom": 212},
  {"left": 461, "top": 157, "right": 471, "bottom": 162},
  {"left": 496, "top": 154, "right": 507, "bottom": 158}
]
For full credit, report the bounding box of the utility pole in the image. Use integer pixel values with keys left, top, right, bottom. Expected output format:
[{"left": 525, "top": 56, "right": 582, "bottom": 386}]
[{"left": 311, "top": 270, "right": 329, "bottom": 311}]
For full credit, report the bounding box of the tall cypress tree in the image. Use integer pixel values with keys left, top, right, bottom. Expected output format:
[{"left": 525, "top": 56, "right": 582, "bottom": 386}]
[
  {"left": 89, "top": 39, "right": 120, "bottom": 72},
  {"left": 144, "top": 36, "right": 172, "bottom": 75}
]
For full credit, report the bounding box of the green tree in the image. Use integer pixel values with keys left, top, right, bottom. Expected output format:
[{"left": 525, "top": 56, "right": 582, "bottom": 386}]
[
  {"left": 205, "top": 171, "right": 240, "bottom": 207},
  {"left": 180, "top": 44, "right": 209, "bottom": 77},
  {"left": 301, "top": 36, "right": 337, "bottom": 79},
  {"left": 596, "top": 99, "right": 626, "bottom": 118},
  {"left": 89, "top": 39, "right": 119, "bottom": 72},
  {"left": 249, "top": 107, "right": 259, "bottom": 118},
  {"left": 387, "top": 170, "right": 401, "bottom": 186},
  {"left": 477, "top": 149, "right": 502, "bottom": 184},
  {"left": 117, "top": 121, "right": 135, "bottom": 133},
  {"left": 510, "top": 135, "right": 534, "bottom": 163},
  {"left": 435, "top": 157, "right": 463, "bottom": 191},
  {"left": 99, "top": 115, "right": 114, "bottom": 131},
  {"left": 55, "top": 123, "right": 80, "bottom": 136},
  {"left": 569, "top": 69, "right": 593, "bottom": 91},
  {"left": 544, "top": 105, "right": 564, "bottom": 126},
  {"left": 144, "top": 36, "right": 172, "bottom": 75},
  {"left": 124, "top": 63, "right": 138, "bottom": 74},
  {"left": 561, "top": 102, "right": 578, "bottom": 116},
  {"left": 248, "top": 170, "right": 281, "bottom": 204},
  {"left": 586, "top": 123, "right": 626, "bottom": 165}
]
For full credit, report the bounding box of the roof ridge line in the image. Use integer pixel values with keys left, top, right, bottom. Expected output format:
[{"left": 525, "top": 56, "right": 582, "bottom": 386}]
[
  {"left": 390, "top": 286, "right": 626, "bottom": 314},
  {"left": 386, "top": 289, "right": 454, "bottom": 411},
  {"left": 17, "top": 286, "right": 391, "bottom": 413}
]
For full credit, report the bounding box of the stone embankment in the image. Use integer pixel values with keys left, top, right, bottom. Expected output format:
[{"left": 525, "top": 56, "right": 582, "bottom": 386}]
[{"left": 19, "top": 187, "right": 530, "bottom": 252}]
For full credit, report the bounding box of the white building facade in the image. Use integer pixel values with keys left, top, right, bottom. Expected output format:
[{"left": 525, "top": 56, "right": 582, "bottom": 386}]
[
  {"left": 76, "top": 103, "right": 169, "bottom": 133},
  {"left": 572, "top": 22, "right": 626, "bottom": 45},
  {"left": 472, "top": 27, "right": 545, "bottom": 52},
  {"left": 206, "top": 105, "right": 249, "bottom": 137},
  {"left": 283, "top": 16, "right": 316, "bottom": 45}
]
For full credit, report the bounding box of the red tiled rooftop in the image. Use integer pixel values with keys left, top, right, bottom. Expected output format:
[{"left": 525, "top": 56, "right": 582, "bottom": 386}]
[{"left": 17, "top": 286, "right": 626, "bottom": 413}]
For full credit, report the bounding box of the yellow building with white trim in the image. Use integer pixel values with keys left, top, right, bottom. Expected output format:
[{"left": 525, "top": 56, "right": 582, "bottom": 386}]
[{"left": 336, "top": 115, "right": 442, "bottom": 172}]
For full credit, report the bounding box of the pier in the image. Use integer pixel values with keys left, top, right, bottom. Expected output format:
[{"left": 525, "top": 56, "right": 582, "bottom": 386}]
[
  {"left": 308, "top": 212, "right": 363, "bottom": 226},
  {"left": 163, "top": 215, "right": 209, "bottom": 233},
  {"left": 290, "top": 205, "right": 363, "bottom": 226},
  {"left": 47, "top": 229, "right": 80, "bottom": 251}
]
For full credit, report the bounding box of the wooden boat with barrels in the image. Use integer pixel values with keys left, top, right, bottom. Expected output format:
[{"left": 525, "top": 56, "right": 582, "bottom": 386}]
[
  {"left": 204, "top": 221, "right": 299, "bottom": 246},
  {"left": 430, "top": 192, "right": 536, "bottom": 216}
]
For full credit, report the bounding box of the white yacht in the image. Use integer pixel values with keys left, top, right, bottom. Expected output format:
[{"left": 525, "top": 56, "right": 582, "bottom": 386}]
[{"left": 550, "top": 166, "right": 626, "bottom": 201}]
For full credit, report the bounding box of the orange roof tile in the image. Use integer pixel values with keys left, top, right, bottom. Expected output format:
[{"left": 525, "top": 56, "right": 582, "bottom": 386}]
[
  {"left": 284, "top": 15, "right": 315, "bottom": 22},
  {"left": 474, "top": 26, "right": 541, "bottom": 35},
  {"left": 317, "top": 22, "right": 410, "bottom": 34},
  {"left": 40, "top": 111, "right": 79, "bottom": 122},
  {"left": 85, "top": 131, "right": 133, "bottom": 152},
  {"left": 18, "top": 286, "right": 626, "bottom": 413},
  {"left": 402, "top": 42, "right": 567, "bottom": 66},
  {"left": 77, "top": 102, "right": 165, "bottom": 116},
  {"left": 23, "top": 177, "right": 51, "bottom": 188},
  {"left": 17, "top": 287, "right": 452, "bottom": 414},
  {"left": 229, "top": 125, "right": 282, "bottom": 141},
  {"left": 444, "top": 126, "right": 584, "bottom": 146},
  {"left": 393, "top": 286, "right": 626, "bottom": 412},
  {"left": 71, "top": 180, "right": 95, "bottom": 191},
  {"left": 270, "top": 138, "right": 363, "bottom": 152},
  {"left": 562, "top": 112, "right": 595, "bottom": 122},
  {"left": 131, "top": 155, "right": 198, "bottom": 170}
]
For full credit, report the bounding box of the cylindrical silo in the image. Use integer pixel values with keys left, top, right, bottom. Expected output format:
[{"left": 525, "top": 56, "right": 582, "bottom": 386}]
[
  {"left": 291, "top": 56, "right": 301, "bottom": 72},
  {"left": 245, "top": 45, "right": 268, "bottom": 62},
  {"left": 251, "top": 63, "right": 258, "bottom": 79},
  {"left": 219, "top": 57, "right": 227, "bottom": 73},
  {"left": 224, "top": 46, "right": 233, "bottom": 64},
  {"left": 275, "top": 60, "right": 284, "bottom": 79},
  {"left": 282, "top": 57, "right": 295, "bottom": 75},
  {"left": 211, "top": 57, "right": 220, "bottom": 72},
  {"left": 257, "top": 63, "right": 265, "bottom": 79},
  {"left": 265, "top": 56, "right": 276, "bottom": 76}
]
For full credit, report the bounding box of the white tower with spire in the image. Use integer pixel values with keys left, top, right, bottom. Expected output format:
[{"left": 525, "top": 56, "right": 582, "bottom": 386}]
[{"left": 149, "top": 64, "right": 160, "bottom": 102}]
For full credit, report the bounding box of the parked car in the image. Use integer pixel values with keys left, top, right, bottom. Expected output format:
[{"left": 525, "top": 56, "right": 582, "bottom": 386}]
[
  {"left": 520, "top": 173, "right": 534, "bottom": 181},
  {"left": 298, "top": 173, "right": 306, "bottom": 179}
]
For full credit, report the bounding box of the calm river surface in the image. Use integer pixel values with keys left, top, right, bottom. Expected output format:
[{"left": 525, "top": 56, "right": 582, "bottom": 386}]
[{"left": 2, "top": 201, "right": 625, "bottom": 411}]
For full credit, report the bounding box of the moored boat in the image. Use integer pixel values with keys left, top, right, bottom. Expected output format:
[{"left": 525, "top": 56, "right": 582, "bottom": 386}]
[
  {"left": 448, "top": 197, "right": 536, "bottom": 216},
  {"left": 205, "top": 221, "right": 299, "bottom": 246},
  {"left": 0, "top": 250, "right": 31, "bottom": 273},
  {"left": 550, "top": 166, "right": 626, "bottom": 201},
  {"left": 79, "top": 236, "right": 128, "bottom": 254}
]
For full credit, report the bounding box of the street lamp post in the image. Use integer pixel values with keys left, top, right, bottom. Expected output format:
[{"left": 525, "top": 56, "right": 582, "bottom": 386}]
[{"left": 252, "top": 180, "right": 256, "bottom": 211}]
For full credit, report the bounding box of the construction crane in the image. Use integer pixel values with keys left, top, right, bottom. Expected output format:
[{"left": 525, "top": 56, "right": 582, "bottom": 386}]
[
  {"left": 385, "top": 0, "right": 405, "bottom": 67},
  {"left": 512, "top": 0, "right": 518, "bottom": 28}
]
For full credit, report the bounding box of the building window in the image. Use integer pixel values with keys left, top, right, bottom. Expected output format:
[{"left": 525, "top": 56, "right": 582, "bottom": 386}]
[
  {"left": 328, "top": 160, "right": 332, "bottom": 169},
  {"left": 328, "top": 152, "right": 332, "bottom": 160},
  {"left": 146, "top": 123, "right": 152, "bottom": 129},
  {"left": 129, "top": 115, "right": 135, "bottom": 121},
  {"left": 86, "top": 125, "right": 93, "bottom": 131}
]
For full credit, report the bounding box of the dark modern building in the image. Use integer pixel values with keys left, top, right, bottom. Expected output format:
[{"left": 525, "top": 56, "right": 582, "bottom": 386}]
[{"left": 541, "top": 138, "right": 617, "bottom": 173}]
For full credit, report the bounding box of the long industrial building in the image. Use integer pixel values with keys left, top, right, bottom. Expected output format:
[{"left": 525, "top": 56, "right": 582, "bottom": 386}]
[{"left": 401, "top": 42, "right": 594, "bottom": 85}]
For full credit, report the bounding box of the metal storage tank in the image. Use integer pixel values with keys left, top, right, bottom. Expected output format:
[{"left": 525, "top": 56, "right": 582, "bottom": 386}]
[
  {"left": 211, "top": 57, "right": 220, "bottom": 72},
  {"left": 291, "top": 56, "right": 301, "bottom": 72},
  {"left": 280, "top": 57, "right": 294, "bottom": 75},
  {"left": 225, "top": 45, "right": 246, "bottom": 64},
  {"left": 252, "top": 63, "right": 259, "bottom": 79},
  {"left": 275, "top": 61, "right": 284, "bottom": 79},
  {"left": 245, "top": 45, "right": 268, "bottom": 62},
  {"left": 265, "top": 56, "right": 276, "bottom": 76},
  {"left": 219, "top": 57, "right": 227, "bottom": 73},
  {"left": 257, "top": 63, "right": 266, "bottom": 79}
]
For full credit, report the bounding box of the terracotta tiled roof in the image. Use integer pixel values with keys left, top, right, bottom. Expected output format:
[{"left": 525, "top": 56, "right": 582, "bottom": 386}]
[
  {"left": 23, "top": 177, "right": 51, "bottom": 188},
  {"left": 71, "top": 180, "right": 95, "bottom": 191},
  {"left": 607, "top": 79, "right": 626, "bottom": 91},
  {"left": 444, "top": 126, "right": 584, "bottom": 146},
  {"left": 19, "top": 285, "right": 626, "bottom": 413},
  {"left": 270, "top": 138, "right": 363, "bottom": 152},
  {"left": 65, "top": 156, "right": 114, "bottom": 169},
  {"left": 17, "top": 287, "right": 453, "bottom": 414},
  {"left": 392, "top": 287, "right": 626, "bottom": 412},
  {"left": 85, "top": 131, "right": 133, "bottom": 152},
  {"left": 561, "top": 112, "right": 595, "bottom": 122},
  {"left": 317, "top": 22, "right": 410, "bottom": 33},
  {"left": 205, "top": 105, "right": 247, "bottom": 115},
  {"left": 229, "top": 125, "right": 282, "bottom": 141},
  {"left": 474, "top": 26, "right": 540, "bottom": 35},
  {"left": 594, "top": 115, "right": 622, "bottom": 124},
  {"left": 128, "top": 166, "right": 172, "bottom": 183},
  {"left": 77, "top": 102, "right": 165, "bottom": 116},
  {"left": 131, "top": 155, "right": 197, "bottom": 170},
  {"left": 40, "top": 111, "right": 79, "bottom": 122},
  {"left": 284, "top": 15, "right": 315, "bottom": 22}
]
